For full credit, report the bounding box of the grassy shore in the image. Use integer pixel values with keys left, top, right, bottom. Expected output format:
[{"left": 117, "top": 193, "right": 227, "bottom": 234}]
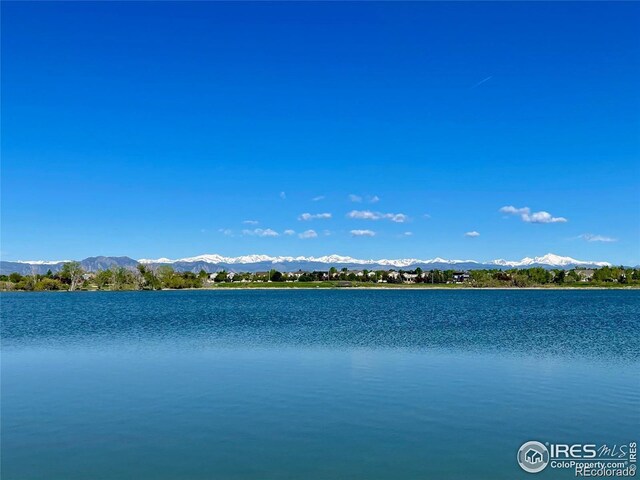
[{"left": 4, "top": 283, "right": 639, "bottom": 292}]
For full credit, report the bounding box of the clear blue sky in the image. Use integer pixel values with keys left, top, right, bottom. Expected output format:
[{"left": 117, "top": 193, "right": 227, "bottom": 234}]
[{"left": 2, "top": 2, "right": 639, "bottom": 264}]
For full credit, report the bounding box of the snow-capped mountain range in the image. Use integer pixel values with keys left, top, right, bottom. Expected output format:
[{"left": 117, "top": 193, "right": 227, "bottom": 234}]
[
  {"left": 137, "top": 252, "right": 610, "bottom": 268},
  {"left": 136, "top": 253, "right": 480, "bottom": 268},
  {"left": 0, "top": 252, "right": 611, "bottom": 275}
]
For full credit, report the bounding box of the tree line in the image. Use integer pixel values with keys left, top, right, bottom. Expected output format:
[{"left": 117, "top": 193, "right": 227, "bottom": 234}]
[
  {"left": 1, "top": 263, "right": 639, "bottom": 291},
  {"left": 0, "top": 263, "right": 207, "bottom": 291}
]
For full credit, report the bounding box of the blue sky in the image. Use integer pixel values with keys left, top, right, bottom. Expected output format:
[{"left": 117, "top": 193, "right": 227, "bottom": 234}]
[{"left": 2, "top": 2, "right": 639, "bottom": 264}]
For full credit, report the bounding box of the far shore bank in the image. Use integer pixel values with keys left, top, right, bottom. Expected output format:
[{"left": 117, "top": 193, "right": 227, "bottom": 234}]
[
  {"left": 3, "top": 284, "right": 639, "bottom": 292},
  {"left": 202, "top": 284, "right": 640, "bottom": 290}
]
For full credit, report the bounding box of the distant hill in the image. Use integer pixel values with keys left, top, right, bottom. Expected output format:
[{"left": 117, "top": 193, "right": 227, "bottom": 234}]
[{"left": 0, "top": 256, "right": 138, "bottom": 275}]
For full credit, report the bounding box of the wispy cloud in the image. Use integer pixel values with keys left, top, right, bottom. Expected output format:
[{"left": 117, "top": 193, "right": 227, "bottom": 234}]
[
  {"left": 299, "top": 212, "right": 332, "bottom": 221},
  {"left": 423, "top": 213, "right": 431, "bottom": 219},
  {"left": 471, "top": 75, "right": 493, "bottom": 89},
  {"left": 349, "top": 194, "right": 380, "bottom": 203},
  {"left": 283, "top": 229, "right": 296, "bottom": 236},
  {"left": 312, "top": 195, "right": 325, "bottom": 201},
  {"left": 279, "top": 192, "right": 286, "bottom": 200},
  {"left": 347, "top": 210, "right": 409, "bottom": 223},
  {"left": 218, "top": 228, "right": 233, "bottom": 237},
  {"left": 298, "top": 229, "right": 318, "bottom": 239},
  {"left": 242, "top": 228, "right": 279, "bottom": 237},
  {"left": 348, "top": 210, "right": 378, "bottom": 220},
  {"left": 578, "top": 233, "right": 617, "bottom": 243},
  {"left": 500, "top": 206, "right": 567, "bottom": 224},
  {"left": 465, "top": 231, "right": 480, "bottom": 237},
  {"left": 350, "top": 229, "right": 376, "bottom": 237},
  {"left": 403, "top": 231, "right": 413, "bottom": 236},
  {"left": 242, "top": 220, "right": 259, "bottom": 225}
]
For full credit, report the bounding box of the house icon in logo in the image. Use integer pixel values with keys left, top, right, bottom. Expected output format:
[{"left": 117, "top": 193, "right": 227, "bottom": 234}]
[
  {"left": 525, "top": 448, "right": 543, "bottom": 464},
  {"left": 518, "top": 441, "right": 550, "bottom": 473}
]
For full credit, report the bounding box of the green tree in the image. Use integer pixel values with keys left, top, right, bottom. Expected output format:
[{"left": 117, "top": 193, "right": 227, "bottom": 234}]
[
  {"left": 59, "top": 262, "right": 85, "bottom": 291},
  {"left": 113, "top": 267, "right": 136, "bottom": 290},
  {"left": 9, "top": 272, "right": 22, "bottom": 283},
  {"left": 553, "top": 269, "right": 565, "bottom": 284},
  {"left": 270, "top": 269, "right": 283, "bottom": 282},
  {"left": 137, "top": 264, "right": 161, "bottom": 290},
  {"left": 593, "top": 266, "right": 613, "bottom": 283},
  {"left": 566, "top": 270, "right": 579, "bottom": 283},
  {"left": 34, "top": 278, "right": 66, "bottom": 291},
  {"left": 157, "top": 266, "right": 176, "bottom": 287},
  {"left": 15, "top": 277, "right": 36, "bottom": 291},
  {"left": 214, "top": 271, "right": 228, "bottom": 283},
  {"left": 95, "top": 269, "right": 113, "bottom": 289}
]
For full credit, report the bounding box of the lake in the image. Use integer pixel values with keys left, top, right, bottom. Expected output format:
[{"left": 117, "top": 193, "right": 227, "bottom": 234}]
[{"left": 1, "top": 290, "right": 638, "bottom": 479}]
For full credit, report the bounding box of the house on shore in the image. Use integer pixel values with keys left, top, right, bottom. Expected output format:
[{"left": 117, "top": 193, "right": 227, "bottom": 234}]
[
  {"left": 401, "top": 273, "right": 419, "bottom": 283},
  {"left": 452, "top": 272, "right": 470, "bottom": 283},
  {"left": 574, "top": 269, "right": 595, "bottom": 282}
]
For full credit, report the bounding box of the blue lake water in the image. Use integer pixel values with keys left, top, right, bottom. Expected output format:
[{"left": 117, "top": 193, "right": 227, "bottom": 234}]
[{"left": 1, "top": 290, "right": 638, "bottom": 479}]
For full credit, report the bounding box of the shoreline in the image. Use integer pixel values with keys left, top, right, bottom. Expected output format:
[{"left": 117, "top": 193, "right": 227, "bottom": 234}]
[
  {"left": 195, "top": 286, "right": 639, "bottom": 291},
  {"left": 3, "top": 285, "right": 639, "bottom": 292}
]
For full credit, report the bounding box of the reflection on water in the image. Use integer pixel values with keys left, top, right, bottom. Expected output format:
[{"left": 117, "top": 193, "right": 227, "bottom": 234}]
[{"left": 2, "top": 291, "right": 639, "bottom": 479}]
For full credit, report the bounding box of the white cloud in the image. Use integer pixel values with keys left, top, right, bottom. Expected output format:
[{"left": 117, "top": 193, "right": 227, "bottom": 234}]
[
  {"left": 219, "top": 228, "right": 233, "bottom": 236},
  {"left": 348, "top": 194, "right": 363, "bottom": 203},
  {"left": 347, "top": 210, "right": 409, "bottom": 223},
  {"left": 312, "top": 195, "right": 325, "bottom": 201},
  {"left": 283, "top": 229, "right": 296, "bottom": 236},
  {"left": 579, "top": 233, "right": 617, "bottom": 243},
  {"left": 500, "top": 205, "right": 567, "bottom": 224},
  {"left": 465, "top": 231, "right": 480, "bottom": 237},
  {"left": 298, "top": 229, "right": 318, "bottom": 239},
  {"left": 523, "top": 211, "right": 567, "bottom": 223},
  {"left": 323, "top": 229, "right": 332, "bottom": 236},
  {"left": 403, "top": 231, "right": 413, "bottom": 236},
  {"left": 350, "top": 229, "right": 376, "bottom": 237},
  {"left": 242, "top": 228, "right": 279, "bottom": 237},
  {"left": 242, "top": 220, "right": 259, "bottom": 225},
  {"left": 369, "top": 195, "right": 380, "bottom": 203},
  {"left": 500, "top": 206, "right": 529, "bottom": 215},
  {"left": 299, "top": 212, "right": 332, "bottom": 221},
  {"left": 423, "top": 213, "right": 431, "bottom": 219},
  {"left": 279, "top": 192, "right": 286, "bottom": 200}
]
